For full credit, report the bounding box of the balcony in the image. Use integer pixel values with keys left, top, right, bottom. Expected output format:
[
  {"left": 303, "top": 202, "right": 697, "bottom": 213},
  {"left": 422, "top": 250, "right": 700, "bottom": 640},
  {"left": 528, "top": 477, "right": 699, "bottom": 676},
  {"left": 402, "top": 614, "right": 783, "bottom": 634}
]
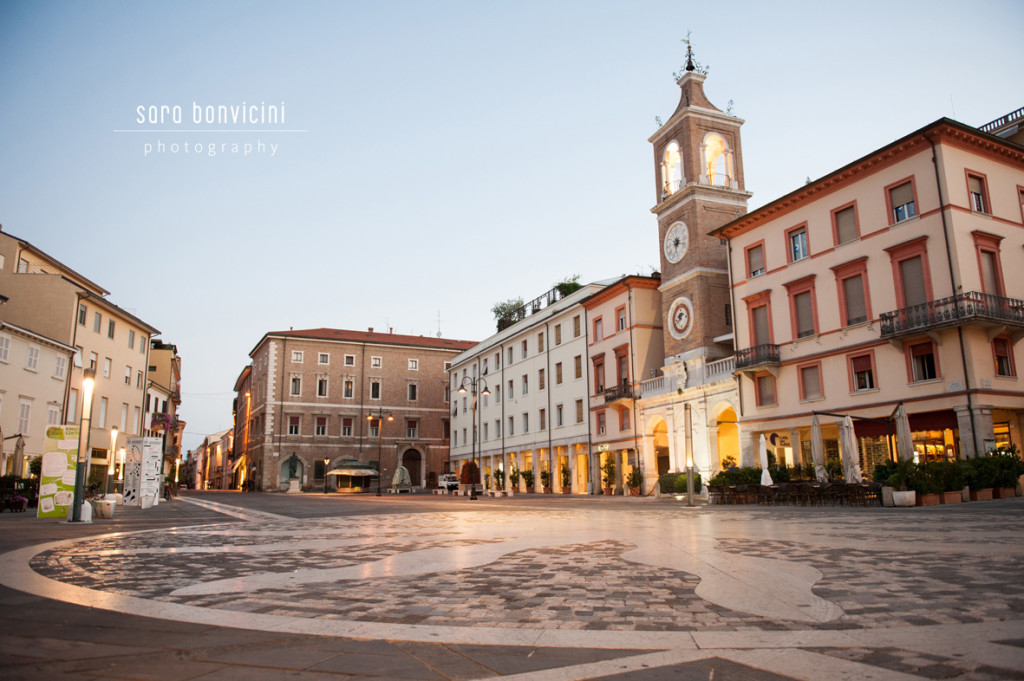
[
  {"left": 880, "top": 292, "right": 1024, "bottom": 339},
  {"left": 602, "top": 383, "right": 633, "bottom": 404},
  {"left": 735, "top": 344, "right": 780, "bottom": 370}
]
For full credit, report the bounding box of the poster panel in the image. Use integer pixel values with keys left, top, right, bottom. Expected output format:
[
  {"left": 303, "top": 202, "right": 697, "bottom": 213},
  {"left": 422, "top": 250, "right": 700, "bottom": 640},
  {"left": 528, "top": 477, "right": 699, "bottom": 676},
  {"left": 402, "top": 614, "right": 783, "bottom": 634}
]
[
  {"left": 125, "top": 437, "right": 162, "bottom": 508},
  {"left": 37, "top": 425, "right": 80, "bottom": 518}
]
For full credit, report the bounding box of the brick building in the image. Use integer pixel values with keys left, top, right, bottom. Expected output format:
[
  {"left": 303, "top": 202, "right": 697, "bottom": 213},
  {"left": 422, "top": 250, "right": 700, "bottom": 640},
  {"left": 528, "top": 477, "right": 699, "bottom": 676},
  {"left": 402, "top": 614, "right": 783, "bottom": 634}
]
[{"left": 240, "top": 328, "right": 475, "bottom": 492}]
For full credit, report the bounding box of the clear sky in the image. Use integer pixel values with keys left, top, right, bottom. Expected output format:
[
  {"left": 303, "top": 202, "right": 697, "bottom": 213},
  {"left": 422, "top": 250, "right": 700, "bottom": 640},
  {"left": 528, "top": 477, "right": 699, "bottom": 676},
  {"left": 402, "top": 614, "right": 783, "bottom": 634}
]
[{"left": 2, "top": 0, "right": 1021, "bottom": 453}]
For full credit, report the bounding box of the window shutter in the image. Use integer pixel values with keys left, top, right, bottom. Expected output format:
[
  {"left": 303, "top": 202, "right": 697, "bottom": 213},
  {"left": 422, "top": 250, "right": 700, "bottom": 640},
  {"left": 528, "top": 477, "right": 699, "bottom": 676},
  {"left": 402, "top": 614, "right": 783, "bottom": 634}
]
[
  {"left": 980, "top": 250, "right": 1000, "bottom": 295},
  {"left": 890, "top": 182, "right": 913, "bottom": 207},
  {"left": 748, "top": 245, "right": 764, "bottom": 274},
  {"left": 835, "top": 206, "right": 857, "bottom": 243},
  {"left": 899, "top": 257, "right": 926, "bottom": 307},
  {"left": 969, "top": 176, "right": 983, "bottom": 195},
  {"left": 795, "top": 291, "right": 814, "bottom": 337},
  {"left": 800, "top": 366, "right": 821, "bottom": 399},
  {"left": 843, "top": 275, "right": 867, "bottom": 324},
  {"left": 752, "top": 305, "right": 770, "bottom": 346},
  {"left": 851, "top": 355, "right": 872, "bottom": 373}
]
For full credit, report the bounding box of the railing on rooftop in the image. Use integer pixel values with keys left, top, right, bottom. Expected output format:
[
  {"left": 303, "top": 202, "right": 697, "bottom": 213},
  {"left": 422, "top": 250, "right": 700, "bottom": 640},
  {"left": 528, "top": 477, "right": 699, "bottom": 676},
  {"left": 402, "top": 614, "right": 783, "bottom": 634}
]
[
  {"left": 979, "top": 106, "right": 1024, "bottom": 134},
  {"left": 496, "top": 283, "right": 583, "bottom": 332}
]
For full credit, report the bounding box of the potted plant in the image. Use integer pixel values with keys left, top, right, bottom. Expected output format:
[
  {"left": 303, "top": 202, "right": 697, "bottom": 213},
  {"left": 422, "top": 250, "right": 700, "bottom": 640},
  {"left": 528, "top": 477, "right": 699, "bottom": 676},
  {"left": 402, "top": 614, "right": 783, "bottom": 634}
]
[
  {"left": 909, "top": 463, "right": 941, "bottom": 506},
  {"left": 493, "top": 469, "right": 504, "bottom": 492},
  {"left": 458, "top": 461, "right": 479, "bottom": 495},
  {"left": 992, "top": 452, "right": 1023, "bottom": 498},
  {"left": 873, "top": 460, "right": 898, "bottom": 507},
  {"left": 521, "top": 469, "right": 534, "bottom": 493},
  {"left": 509, "top": 466, "right": 520, "bottom": 492},
  {"left": 968, "top": 456, "right": 997, "bottom": 501},
  {"left": 626, "top": 468, "right": 643, "bottom": 496},
  {"left": 540, "top": 469, "right": 552, "bottom": 493},
  {"left": 560, "top": 464, "right": 571, "bottom": 493},
  {"left": 887, "top": 458, "right": 917, "bottom": 507},
  {"left": 600, "top": 459, "right": 615, "bottom": 495}
]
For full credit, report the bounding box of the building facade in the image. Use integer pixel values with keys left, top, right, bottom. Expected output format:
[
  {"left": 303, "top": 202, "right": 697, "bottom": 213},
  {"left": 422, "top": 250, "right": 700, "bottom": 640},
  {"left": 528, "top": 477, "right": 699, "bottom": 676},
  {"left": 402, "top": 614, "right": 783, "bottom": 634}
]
[
  {"left": 242, "top": 328, "right": 474, "bottom": 492},
  {"left": 713, "top": 116, "right": 1024, "bottom": 473},
  {"left": 144, "top": 340, "right": 184, "bottom": 482},
  {"left": 0, "top": 227, "right": 160, "bottom": 486},
  {"left": 449, "top": 282, "right": 609, "bottom": 494}
]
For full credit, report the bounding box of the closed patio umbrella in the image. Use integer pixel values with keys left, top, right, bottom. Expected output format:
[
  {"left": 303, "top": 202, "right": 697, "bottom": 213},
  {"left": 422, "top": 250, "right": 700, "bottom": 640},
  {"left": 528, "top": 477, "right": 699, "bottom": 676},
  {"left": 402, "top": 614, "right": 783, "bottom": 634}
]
[
  {"left": 811, "top": 414, "right": 828, "bottom": 483},
  {"left": 841, "top": 415, "right": 862, "bottom": 483},
  {"left": 894, "top": 403, "right": 915, "bottom": 462},
  {"left": 758, "top": 434, "right": 773, "bottom": 486}
]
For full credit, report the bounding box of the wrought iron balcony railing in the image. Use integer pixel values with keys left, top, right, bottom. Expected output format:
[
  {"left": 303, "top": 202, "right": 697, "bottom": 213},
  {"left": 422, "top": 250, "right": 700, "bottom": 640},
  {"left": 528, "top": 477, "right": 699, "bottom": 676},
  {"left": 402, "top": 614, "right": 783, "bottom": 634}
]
[
  {"left": 603, "top": 383, "right": 633, "bottom": 403},
  {"left": 880, "top": 291, "right": 1024, "bottom": 338},
  {"left": 735, "top": 344, "right": 780, "bottom": 369}
]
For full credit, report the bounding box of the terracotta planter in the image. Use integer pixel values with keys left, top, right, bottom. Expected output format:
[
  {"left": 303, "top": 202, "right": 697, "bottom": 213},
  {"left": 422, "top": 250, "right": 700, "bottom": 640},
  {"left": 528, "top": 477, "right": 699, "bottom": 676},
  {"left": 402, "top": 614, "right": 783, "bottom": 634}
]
[
  {"left": 629, "top": 487, "right": 639, "bottom": 496},
  {"left": 916, "top": 492, "right": 942, "bottom": 507},
  {"left": 970, "top": 488, "right": 993, "bottom": 501},
  {"left": 940, "top": 491, "right": 961, "bottom": 504},
  {"left": 543, "top": 487, "right": 552, "bottom": 494},
  {"left": 602, "top": 487, "right": 613, "bottom": 495},
  {"left": 525, "top": 486, "right": 534, "bottom": 494},
  {"left": 995, "top": 487, "right": 1017, "bottom": 499},
  {"left": 892, "top": 490, "right": 916, "bottom": 507}
]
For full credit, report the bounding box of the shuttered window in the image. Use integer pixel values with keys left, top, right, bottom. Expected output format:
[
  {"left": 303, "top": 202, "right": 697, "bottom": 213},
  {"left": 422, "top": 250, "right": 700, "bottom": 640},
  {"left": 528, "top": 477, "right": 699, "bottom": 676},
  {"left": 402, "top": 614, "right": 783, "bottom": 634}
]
[
  {"left": 899, "top": 256, "right": 926, "bottom": 307},
  {"left": 794, "top": 291, "right": 815, "bottom": 338},
  {"left": 890, "top": 182, "right": 916, "bottom": 222},
  {"left": 748, "top": 244, "right": 765, "bottom": 277},
  {"left": 851, "top": 355, "right": 875, "bottom": 391},
  {"left": 834, "top": 206, "right": 857, "bottom": 244},
  {"left": 800, "top": 365, "right": 822, "bottom": 400},
  {"left": 843, "top": 275, "right": 867, "bottom": 325},
  {"left": 980, "top": 250, "right": 1001, "bottom": 295},
  {"left": 752, "top": 305, "right": 770, "bottom": 346}
]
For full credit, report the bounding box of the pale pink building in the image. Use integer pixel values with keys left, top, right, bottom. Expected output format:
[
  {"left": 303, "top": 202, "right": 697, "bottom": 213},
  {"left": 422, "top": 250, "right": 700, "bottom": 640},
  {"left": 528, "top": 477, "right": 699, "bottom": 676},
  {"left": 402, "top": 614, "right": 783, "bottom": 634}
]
[{"left": 713, "top": 116, "right": 1024, "bottom": 474}]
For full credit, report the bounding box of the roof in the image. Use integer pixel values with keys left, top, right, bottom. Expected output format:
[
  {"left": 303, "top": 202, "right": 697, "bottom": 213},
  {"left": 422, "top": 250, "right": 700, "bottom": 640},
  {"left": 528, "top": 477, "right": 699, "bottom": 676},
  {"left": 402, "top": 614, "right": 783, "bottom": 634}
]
[
  {"left": 579, "top": 274, "right": 661, "bottom": 309},
  {"left": 1, "top": 228, "right": 109, "bottom": 295},
  {"left": 252, "top": 328, "right": 476, "bottom": 356},
  {"left": 81, "top": 290, "right": 161, "bottom": 335},
  {"left": 711, "top": 117, "right": 1024, "bottom": 239}
]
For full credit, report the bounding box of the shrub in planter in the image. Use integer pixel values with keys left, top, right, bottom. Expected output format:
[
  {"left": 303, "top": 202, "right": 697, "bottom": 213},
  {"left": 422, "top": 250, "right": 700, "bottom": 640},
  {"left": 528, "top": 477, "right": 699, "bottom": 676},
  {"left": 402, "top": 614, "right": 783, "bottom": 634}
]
[
  {"left": 509, "top": 466, "right": 520, "bottom": 489},
  {"left": 540, "top": 469, "right": 551, "bottom": 491},
  {"left": 600, "top": 459, "right": 615, "bottom": 491},
  {"left": 626, "top": 468, "right": 643, "bottom": 493},
  {"left": 873, "top": 460, "right": 899, "bottom": 484},
  {"left": 521, "top": 469, "right": 534, "bottom": 491},
  {"left": 709, "top": 467, "right": 760, "bottom": 486},
  {"left": 992, "top": 453, "right": 1024, "bottom": 490},
  {"left": 458, "top": 462, "right": 479, "bottom": 486},
  {"left": 968, "top": 456, "right": 998, "bottom": 491},
  {"left": 886, "top": 458, "right": 917, "bottom": 492},
  {"left": 657, "top": 472, "right": 703, "bottom": 495},
  {"left": 560, "top": 464, "right": 571, "bottom": 492},
  {"left": 768, "top": 465, "right": 791, "bottom": 483}
]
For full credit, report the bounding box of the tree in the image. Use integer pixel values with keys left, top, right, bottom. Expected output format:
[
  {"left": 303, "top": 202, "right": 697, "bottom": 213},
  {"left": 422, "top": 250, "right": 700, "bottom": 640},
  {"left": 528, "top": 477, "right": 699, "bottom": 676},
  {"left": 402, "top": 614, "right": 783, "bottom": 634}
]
[
  {"left": 492, "top": 298, "right": 525, "bottom": 331},
  {"left": 554, "top": 275, "right": 582, "bottom": 298}
]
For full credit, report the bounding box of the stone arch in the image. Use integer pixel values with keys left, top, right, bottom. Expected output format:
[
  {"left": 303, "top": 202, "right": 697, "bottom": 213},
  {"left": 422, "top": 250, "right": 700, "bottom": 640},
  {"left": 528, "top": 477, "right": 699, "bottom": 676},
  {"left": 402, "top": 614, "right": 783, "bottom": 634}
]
[
  {"left": 401, "top": 448, "right": 424, "bottom": 487},
  {"left": 708, "top": 402, "right": 740, "bottom": 471},
  {"left": 279, "top": 454, "right": 304, "bottom": 491},
  {"left": 662, "top": 140, "right": 684, "bottom": 194},
  {"left": 647, "top": 415, "right": 670, "bottom": 477},
  {"left": 701, "top": 132, "right": 733, "bottom": 187}
]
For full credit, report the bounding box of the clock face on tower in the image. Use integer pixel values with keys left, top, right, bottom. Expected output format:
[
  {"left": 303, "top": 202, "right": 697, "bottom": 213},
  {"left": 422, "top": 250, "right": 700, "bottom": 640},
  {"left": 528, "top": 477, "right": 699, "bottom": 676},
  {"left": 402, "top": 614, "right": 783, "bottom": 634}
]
[
  {"left": 668, "top": 296, "right": 694, "bottom": 340},
  {"left": 664, "top": 221, "right": 689, "bottom": 264}
]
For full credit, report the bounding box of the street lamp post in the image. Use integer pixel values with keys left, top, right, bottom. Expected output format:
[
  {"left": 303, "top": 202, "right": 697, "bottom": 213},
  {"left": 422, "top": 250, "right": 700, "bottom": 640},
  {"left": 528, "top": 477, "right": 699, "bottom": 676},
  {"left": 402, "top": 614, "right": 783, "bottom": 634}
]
[
  {"left": 323, "top": 457, "right": 330, "bottom": 494},
  {"left": 685, "top": 403, "right": 694, "bottom": 507},
  {"left": 105, "top": 426, "right": 118, "bottom": 496},
  {"left": 457, "top": 376, "right": 489, "bottom": 501},
  {"left": 367, "top": 408, "right": 393, "bottom": 496},
  {"left": 71, "top": 368, "right": 96, "bottom": 522}
]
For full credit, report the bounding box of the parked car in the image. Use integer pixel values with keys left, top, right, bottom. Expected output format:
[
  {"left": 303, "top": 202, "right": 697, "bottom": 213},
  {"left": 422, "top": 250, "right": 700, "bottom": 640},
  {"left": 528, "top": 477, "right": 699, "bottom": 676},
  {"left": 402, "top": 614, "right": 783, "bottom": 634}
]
[{"left": 438, "top": 473, "right": 458, "bottom": 491}]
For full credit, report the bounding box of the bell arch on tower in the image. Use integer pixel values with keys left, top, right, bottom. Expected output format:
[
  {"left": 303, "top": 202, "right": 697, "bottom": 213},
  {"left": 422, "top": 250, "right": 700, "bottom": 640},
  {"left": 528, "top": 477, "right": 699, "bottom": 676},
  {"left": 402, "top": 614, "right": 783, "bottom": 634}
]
[
  {"left": 700, "top": 132, "right": 735, "bottom": 189},
  {"left": 661, "top": 141, "right": 684, "bottom": 197}
]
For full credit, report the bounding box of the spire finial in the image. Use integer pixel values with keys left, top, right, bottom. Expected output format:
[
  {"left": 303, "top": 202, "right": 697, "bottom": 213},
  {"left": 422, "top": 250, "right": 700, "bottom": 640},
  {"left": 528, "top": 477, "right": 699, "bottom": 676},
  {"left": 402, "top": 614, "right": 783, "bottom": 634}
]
[{"left": 674, "top": 32, "right": 708, "bottom": 80}]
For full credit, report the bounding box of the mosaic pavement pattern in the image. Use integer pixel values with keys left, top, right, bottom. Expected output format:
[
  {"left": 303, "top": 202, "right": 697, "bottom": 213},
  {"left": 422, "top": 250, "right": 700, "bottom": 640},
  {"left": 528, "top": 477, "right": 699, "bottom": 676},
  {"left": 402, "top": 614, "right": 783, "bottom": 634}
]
[{"left": 5, "top": 499, "right": 1024, "bottom": 680}]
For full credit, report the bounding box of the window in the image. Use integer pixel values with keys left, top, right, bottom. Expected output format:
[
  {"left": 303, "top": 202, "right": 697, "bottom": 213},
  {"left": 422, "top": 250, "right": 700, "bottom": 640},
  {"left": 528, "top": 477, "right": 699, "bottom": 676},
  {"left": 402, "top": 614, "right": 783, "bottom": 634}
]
[
  {"left": 555, "top": 362, "right": 563, "bottom": 385},
  {"left": 594, "top": 357, "right": 606, "bottom": 391},
  {"left": 408, "top": 358, "right": 418, "bottom": 370},
  {"left": 557, "top": 404, "right": 564, "bottom": 427},
  {"left": 494, "top": 420, "right": 501, "bottom": 437},
  {"left": 521, "top": 340, "right": 528, "bottom": 359},
  {"left": 407, "top": 419, "right": 418, "bottom": 438},
  {"left": 344, "top": 354, "right": 355, "bottom": 366},
  {"left": 888, "top": 179, "right": 917, "bottom": 223},
  {"left": 886, "top": 237, "right": 932, "bottom": 309},
  {"left": 319, "top": 353, "right": 329, "bottom": 364},
  {"left": 371, "top": 356, "right": 382, "bottom": 368},
  {"left": 120, "top": 403, "right": 128, "bottom": 431},
  {"left": 539, "top": 408, "right": 546, "bottom": 430},
  {"left": 662, "top": 140, "right": 683, "bottom": 194},
  {"left": 993, "top": 337, "right": 1015, "bottom": 377},
  {"left": 483, "top": 422, "right": 489, "bottom": 441},
  {"left": 48, "top": 404, "right": 61, "bottom": 426},
  {"left": 124, "top": 366, "right": 132, "bottom": 385},
  {"left": 371, "top": 380, "right": 381, "bottom": 399},
  {"left": 746, "top": 242, "right": 765, "bottom": 278},
  {"left": 506, "top": 348, "right": 513, "bottom": 365},
  {"left": 288, "top": 416, "right": 300, "bottom": 435},
  {"left": 574, "top": 355, "right": 582, "bottom": 379},
  {"left": 494, "top": 352, "right": 500, "bottom": 370},
  {"left": 754, "top": 373, "right": 776, "bottom": 406},
  {"left": 133, "top": 406, "right": 140, "bottom": 434},
  {"left": 538, "top": 368, "right": 545, "bottom": 390},
  {"left": 967, "top": 172, "right": 989, "bottom": 213},
  {"left": 495, "top": 385, "right": 501, "bottom": 402},
  {"left": 107, "top": 319, "right": 115, "bottom": 339},
  {"left": 89, "top": 352, "right": 97, "bottom": 370},
  {"left": 973, "top": 231, "right": 1005, "bottom": 296},
  {"left": 128, "top": 330, "right": 135, "bottom": 349},
  {"left": 318, "top": 377, "right": 328, "bottom": 397},
  {"left": 26, "top": 346, "right": 40, "bottom": 371},
  {"left": 482, "top": 358, "right": 488, "bottom": 375},
  {"left": 617, "top": 306, "right": 626, "bottom": 331},
  {"left": 832, "top": 257, "right": 871, "bottom": 327},
  {"left": 103, "top": 357, "right": 111, "bottom": 378},
  {"left": 291, "top": 350, "right": 303, "bottom": 363},
  {"left": 522, "top": 374, "right": 528, "bottom": 395},
  {"left": 787, "top": 225, "right": 809, "bottom": 262},
  {"left": 136, "top": 370, "right": 143, "bottom": 388},
  {"left": 140, "top": 338, "right": 146, "bottom": 354},
  {"left": 508, "top": 416, "right": 515, "bottom": 436},
  {"left": 68, "top": 389, "right": 77, "bottom": 422},
  {"left": 537, "top": 332, "right": 544, "bottom": 352},
  {"left": 98, "top": 397, "right": 107, "bottom": 428},
  {"left": 575, "top": 399, "right": 584, "bottom": 423},
  {"left": 408, "top": 383, "right": 417, "bottom": 401},
  {"left": 784, "top": 276, "right": 817, "bottom": 340},
  {"left": 573, "top": 315, "right": 581, "bottom": 337},
  {"left": 17, "top": 401, "right": 31, "bottom": 434},
  {"left": 291, "top": 376, "right": 301, "bottom": 395},
  {"left": 0, "top": 335, "right": 8, "bottom": 362},
  {"left": 597, "top": 411, "right": 606, "bottom": 435},
  {"left": 93, "top": 311, "right": 102, "bottom": 332},
  {"left": 593, "top": 317, "right": 603, "bottom": 341},
  {"left": 342, "top": 417, "right": 353, "bottom": 437},
  {"left": 798, "top": 363, "right": 822, "bottom": 401},
  {"left": 555, "top": 324, "right": 562, "bottom": 345},
  {"left": 315, "top": 416, "right": 327, "bottom": 436},
  {"left": 832, "top": 204, "right": 859, "bottom": 245},
  {"left": 620, "top": 407, "right": 630, "bottom": 430},
  {"left": 522, "top": 412, "right": 529, "bottom": 433},
  {"left": 54, "top": 355, "right": 67, "bottom": 379},
  {"left": 344, "top": 379, "right": 354, "bottom": 398},
  {"left": 78, "top": 304, "right": 87, "bottom": 326},
  {"left": 909, "top": 341, "right": 938, "bottom": 382}
]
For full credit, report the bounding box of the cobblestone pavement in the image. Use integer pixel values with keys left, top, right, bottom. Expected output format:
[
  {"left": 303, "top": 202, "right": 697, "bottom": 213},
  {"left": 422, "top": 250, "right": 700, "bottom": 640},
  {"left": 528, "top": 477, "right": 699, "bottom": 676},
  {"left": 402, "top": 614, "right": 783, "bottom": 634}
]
[{"left": 2, "top": 492, "right": 1024, "bottom": 680}]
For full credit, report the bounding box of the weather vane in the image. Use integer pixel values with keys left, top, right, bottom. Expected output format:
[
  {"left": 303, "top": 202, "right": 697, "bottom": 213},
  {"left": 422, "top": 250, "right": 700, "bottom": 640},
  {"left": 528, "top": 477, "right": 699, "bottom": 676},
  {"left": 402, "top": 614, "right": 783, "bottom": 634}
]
[{"left": 674, "top": 31, "right": 708, "bottom": 79}]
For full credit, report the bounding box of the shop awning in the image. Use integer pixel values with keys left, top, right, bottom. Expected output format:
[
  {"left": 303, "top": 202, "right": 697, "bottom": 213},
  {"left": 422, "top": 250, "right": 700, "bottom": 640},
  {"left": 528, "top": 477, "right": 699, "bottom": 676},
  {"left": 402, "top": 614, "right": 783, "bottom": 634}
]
[{"left": 326, "top": 467, "right": 379, "bottom": 477}]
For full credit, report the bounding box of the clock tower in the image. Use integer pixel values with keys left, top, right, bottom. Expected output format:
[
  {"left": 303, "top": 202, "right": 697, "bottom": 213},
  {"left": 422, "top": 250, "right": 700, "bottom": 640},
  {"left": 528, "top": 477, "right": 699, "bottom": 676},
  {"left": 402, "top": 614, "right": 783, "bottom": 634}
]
[{"left": 650, "top": 44, "right": 751, "bottom": 363}]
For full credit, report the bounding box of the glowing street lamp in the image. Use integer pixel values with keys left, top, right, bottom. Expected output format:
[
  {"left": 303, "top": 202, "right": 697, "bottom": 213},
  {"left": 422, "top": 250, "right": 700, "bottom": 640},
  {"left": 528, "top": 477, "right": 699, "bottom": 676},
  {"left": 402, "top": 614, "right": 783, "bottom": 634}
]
[
  {"left": 457, "top": 376, "right": 489, "bottom": 501},
  {"left": 105, "top": 426, "right": 118, "bottom": 495},
  {"left": 367, "top": 408, "right": 393, "bottom": 496},
  {"left": 71, "top": 368, "right": 96, "bottom": 522},
  {"left": 323, "top": 457, "right": 330, "bottom": 494}
]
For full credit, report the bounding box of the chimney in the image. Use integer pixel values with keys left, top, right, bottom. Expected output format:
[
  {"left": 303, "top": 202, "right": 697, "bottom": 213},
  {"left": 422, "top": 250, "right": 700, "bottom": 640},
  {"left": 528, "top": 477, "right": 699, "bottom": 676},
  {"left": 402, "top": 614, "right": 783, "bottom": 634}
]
[
  {"left": 389, "top": 327, "right": 393, "bottom": 334},
  {"left": 368, "top": 327, "right": 373, "bottom": 333}
]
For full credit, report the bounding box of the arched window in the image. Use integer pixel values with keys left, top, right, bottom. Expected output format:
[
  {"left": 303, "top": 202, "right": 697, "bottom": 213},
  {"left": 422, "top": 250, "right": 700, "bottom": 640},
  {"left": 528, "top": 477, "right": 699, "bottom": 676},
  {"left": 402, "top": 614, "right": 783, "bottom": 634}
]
[
  {"left": 662, "top": 141, "right": 683, "bottom": 195},
  {"left": 702, "top": 133, "right": 732, "bottom": 187}
]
